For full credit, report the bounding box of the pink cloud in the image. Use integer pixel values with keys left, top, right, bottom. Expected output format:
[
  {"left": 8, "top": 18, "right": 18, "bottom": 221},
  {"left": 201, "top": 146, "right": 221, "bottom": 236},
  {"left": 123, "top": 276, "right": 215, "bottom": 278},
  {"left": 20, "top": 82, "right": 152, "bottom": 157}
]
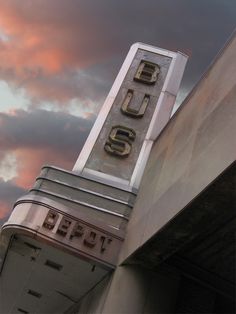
[
  {"left": 13, "top": 147, "right": 75, "bottom": 189},
  {"left": 0, "top": 201, "right": 11, "bottom": 219},
  {"left": 0, "top": 109, "right": 93, "bottom": 187},
  {"left": 0, "top": 2, "right": 105, "bottom": 70},
  {"left": 0, "top": 1, "right": 117, "bottom": 105},
  {"left": 0, "top": 178, "right": 26, "bottom": 221}
]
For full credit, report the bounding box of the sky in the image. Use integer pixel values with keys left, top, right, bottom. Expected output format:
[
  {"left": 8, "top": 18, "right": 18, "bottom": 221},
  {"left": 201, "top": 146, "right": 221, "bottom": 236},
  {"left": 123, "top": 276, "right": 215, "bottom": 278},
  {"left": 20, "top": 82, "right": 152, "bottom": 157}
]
[{"left": 0, "top": 0, "right": 235, "bottom": 225}]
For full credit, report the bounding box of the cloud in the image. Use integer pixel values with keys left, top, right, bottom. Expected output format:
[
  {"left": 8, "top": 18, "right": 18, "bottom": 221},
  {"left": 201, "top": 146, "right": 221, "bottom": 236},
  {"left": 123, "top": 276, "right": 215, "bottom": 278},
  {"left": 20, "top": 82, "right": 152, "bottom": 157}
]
[
  {"left": 0, "top": 152, "right": 17, "bottom": 181},
  {"left": 0, "top": 109, "right": 93, "bottom": 152},
  {"left": 0, "top": 0, "right": 120, "bottom": 107},
  {"left": 0, "top": 109, "right": 94, "bottom": 188},
  {"left": 0, "top": 1, "right": 113, "bottom": 71},
  {"left": 0, "top": 179, "right": 26, "bottom": 222},
  {"left": 0, "top": 0, "right": 235, "bottom": 110}
]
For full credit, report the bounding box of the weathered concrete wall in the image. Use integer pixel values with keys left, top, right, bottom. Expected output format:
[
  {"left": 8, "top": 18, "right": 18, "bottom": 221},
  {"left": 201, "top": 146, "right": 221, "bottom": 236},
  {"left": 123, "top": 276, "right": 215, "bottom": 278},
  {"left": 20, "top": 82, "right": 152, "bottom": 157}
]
[
  {"left": 119, "top": 32, "right": 236, "bottom": 262},
  {"left": 73, "top": 265, "right": 180, "bottom": 314},
  {"left": 69, "top": 275, "right": 112, "bottom": 314}
]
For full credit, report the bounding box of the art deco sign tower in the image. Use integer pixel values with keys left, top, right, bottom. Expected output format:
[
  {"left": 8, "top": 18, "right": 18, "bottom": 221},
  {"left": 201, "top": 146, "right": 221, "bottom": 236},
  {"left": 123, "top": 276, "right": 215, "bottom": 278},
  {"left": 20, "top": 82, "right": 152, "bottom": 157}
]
[{"left": 0, "top": 43, "right": 187, "bottom": 314}]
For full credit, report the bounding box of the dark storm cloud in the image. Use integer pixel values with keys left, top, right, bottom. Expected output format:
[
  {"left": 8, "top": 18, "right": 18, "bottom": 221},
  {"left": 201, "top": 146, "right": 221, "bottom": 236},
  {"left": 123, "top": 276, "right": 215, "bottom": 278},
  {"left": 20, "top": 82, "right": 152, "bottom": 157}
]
[
  {"left": 0, "top": 109, "right": 94, "bottom": 189},
  {"left": 82, "top": 0, "right": 236, "bottom": 101},
  {"left": 0, "top": 0, "right": 235, "bottom": 107},
  {"left": 0, "top": 109, "right": 93, "bottom": 154},
  {"left": 26, "top": 66, "right": 112, "bottom": 110},
  {"left": 0, "top": 179, "right": 26, "bottom": 223}
]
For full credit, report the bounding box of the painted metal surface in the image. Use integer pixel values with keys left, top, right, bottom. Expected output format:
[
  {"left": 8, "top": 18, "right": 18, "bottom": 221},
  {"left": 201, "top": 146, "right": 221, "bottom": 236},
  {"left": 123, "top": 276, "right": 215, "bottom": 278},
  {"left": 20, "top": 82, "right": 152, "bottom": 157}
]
[
  {"left": 0, "top": 198, "right": 123, "bottom": 271},
  {"left": 0, "top": 231, "right": 108, "bottom": 314},
  {"left": 0, "top": 166, "right": 131, "bottom": 314},
  {"left": 73, "top": 43, "right": 187, "bottom": 190}
]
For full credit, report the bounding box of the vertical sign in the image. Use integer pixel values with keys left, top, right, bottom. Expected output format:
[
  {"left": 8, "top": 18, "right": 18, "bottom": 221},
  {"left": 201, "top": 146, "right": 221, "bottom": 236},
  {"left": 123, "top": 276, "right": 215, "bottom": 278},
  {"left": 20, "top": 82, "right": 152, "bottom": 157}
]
[{"left": 73, "top": 43, "right": 187, "bottom": 190}]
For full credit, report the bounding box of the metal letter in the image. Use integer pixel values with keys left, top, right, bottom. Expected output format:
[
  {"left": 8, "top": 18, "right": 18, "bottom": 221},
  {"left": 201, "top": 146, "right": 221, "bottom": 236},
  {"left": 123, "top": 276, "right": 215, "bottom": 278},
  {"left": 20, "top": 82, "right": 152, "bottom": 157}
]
[
  {"left": 43, "top": 211, "right": 59, "bottom": 230},
  {"left": 134, "top": 60, "right": 160, "bottom": 85},
  {"left": 70, "top": 222, "right": 85, "bottom": 239},
  {"left": 56, "top": 217, "right": 73, "bottom": 237},
  {"left": 100, "top": 236, "right": 112, "bottom": 253},
  {"left": 121, "top": 90, "right": 150, "bottom": 118},
  {"left": 104, "top": 126, "right": 136, "bottom": 158},
  {"left": 84, "top": 231, "right": 97, "bottom": 248}
]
